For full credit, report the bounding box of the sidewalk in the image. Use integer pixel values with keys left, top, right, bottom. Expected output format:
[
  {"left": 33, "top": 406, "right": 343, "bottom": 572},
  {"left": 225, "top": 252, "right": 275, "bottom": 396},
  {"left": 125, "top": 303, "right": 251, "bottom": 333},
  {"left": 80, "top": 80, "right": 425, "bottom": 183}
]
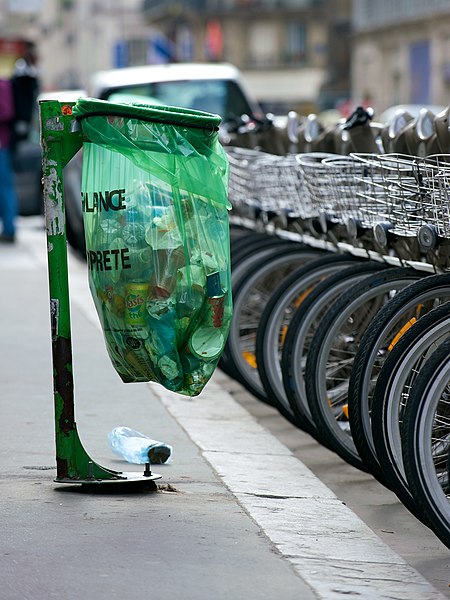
[{"left": 0, "top": 218, "right": 447, "bottom": 600}]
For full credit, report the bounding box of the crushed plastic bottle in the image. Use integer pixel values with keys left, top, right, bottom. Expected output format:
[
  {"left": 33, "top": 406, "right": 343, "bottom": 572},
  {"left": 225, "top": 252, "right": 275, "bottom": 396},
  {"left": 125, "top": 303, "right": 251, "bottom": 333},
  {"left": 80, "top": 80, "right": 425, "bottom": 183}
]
[{"left": 108, "top": 426, "right": 172, "bottom": 464}]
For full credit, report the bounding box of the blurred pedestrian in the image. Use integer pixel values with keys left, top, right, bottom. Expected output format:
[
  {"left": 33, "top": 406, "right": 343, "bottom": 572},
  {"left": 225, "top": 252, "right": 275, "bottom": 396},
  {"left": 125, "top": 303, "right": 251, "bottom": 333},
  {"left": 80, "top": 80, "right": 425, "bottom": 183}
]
[
  {"left": 10, "top": 41, "right": 40, "bottom": 151},
  {"left": 0, "top": 78, "right": 18, "bottom": 243}
]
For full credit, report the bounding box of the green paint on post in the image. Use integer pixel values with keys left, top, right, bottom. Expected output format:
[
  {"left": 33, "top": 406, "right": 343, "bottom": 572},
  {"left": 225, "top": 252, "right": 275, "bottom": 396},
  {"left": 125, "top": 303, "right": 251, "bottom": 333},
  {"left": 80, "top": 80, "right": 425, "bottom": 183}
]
[{"left": 40, "top": 100, "right": 123, "bottom": 482}]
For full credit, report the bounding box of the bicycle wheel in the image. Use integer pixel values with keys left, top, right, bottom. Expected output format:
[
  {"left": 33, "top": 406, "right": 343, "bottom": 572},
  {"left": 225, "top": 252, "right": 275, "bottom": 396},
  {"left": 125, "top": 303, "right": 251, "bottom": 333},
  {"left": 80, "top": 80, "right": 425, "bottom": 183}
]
[
  {"left": 231, "top": 239, "right": 304, "bottom": 288},
  {"left": 231, "top": 232, "right": 287, "bottom": 264},
  {"left": 230, "top": 231, "right": 265, "bottom": 254},
  {"left": 371, "top": 302, "right": 450, "bottom": 514},
  {"left": 220, "top": 239, "right": 305, "bottom": 377},
  {"left": 403, "top": 337, "right": 450, "bottom": 549},
  {"left": 348, "top": 272, "right": 450, "bottom": 482},
  {"left": 281, "top": 261, "right": 390, "bottom": 438},
  {"left": 256, "top": 253, "right": 363, "bottom": 425},
  {"left": 229, "top": 224, "right": 260, "bottom": 242},
  {"left": 305, "top": 267, "right": 425, "bottom": 471},
  {"left": 225, "top": 245, "right": 322, "bottom": 403}
]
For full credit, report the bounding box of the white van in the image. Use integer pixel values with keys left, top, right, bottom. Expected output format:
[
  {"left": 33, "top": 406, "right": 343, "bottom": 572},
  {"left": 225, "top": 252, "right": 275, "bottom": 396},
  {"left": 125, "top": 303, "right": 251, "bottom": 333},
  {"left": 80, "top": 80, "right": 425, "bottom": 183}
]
[
  {"left": 89, "top": 62, "right": 265, "bottom": 124},
  {"left": 63, "top": 62, "right": 274, "bottom": 255}
]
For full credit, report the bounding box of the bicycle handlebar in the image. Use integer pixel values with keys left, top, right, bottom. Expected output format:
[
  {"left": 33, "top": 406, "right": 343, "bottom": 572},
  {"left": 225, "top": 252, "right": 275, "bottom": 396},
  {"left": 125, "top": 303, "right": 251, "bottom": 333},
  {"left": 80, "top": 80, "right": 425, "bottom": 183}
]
[
  {"left": 224, "top": 113, "right": 273, "bottom": 134},
  {"left": 344, "top": 106, "right": 374, "bottom": 130}
]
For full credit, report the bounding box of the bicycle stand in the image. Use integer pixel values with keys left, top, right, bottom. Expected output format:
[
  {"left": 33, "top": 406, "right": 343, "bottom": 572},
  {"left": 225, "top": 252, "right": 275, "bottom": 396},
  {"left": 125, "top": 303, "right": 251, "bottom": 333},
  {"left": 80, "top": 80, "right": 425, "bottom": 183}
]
[{"left": 40, "top": 99, "right": 161, "bottom": 487}]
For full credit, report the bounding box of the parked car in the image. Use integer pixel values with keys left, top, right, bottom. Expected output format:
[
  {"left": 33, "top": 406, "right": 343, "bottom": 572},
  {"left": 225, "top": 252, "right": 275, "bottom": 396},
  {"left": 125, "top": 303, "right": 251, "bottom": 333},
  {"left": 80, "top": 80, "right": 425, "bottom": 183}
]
[
  {"left": 63, "top": 62, "right": 285, "bottom": 256},
  {"left": 91, "top": 62, "right": 264, "bottom": 121}
]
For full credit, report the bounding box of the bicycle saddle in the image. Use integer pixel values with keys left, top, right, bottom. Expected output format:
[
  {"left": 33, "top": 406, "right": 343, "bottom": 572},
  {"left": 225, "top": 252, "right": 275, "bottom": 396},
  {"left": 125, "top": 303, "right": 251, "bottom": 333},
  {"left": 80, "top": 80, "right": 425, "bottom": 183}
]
[
  {"left": 303, "top": 113, "right": 324, "bottom": 143},
  {"left": 343, "top": 106, "right": 374, "bottom": 130},
  {"left": 388, "top": 109, "right": 414, "bottom": 139},
  {"left": 381, "top": 109, "right": 414, "bottom": 153},
  {"left": 434, "top": 106, "right": 450, "bottom": 153}
]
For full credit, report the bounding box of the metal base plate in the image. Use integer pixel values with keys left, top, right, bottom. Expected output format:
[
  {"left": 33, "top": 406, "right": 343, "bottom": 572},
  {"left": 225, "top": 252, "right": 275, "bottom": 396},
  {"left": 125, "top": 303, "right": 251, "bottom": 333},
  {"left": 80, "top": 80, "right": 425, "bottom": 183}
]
[{"left": 55, "top": 472, "right": 162, "bottom": 485}]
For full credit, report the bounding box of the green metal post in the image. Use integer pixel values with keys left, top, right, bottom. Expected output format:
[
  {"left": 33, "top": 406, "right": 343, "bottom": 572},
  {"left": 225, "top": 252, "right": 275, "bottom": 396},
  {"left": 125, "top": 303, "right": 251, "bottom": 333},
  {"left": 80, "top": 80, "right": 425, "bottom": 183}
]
[{"left": 40, "top": 100, "right": 160, "bottom": 485}]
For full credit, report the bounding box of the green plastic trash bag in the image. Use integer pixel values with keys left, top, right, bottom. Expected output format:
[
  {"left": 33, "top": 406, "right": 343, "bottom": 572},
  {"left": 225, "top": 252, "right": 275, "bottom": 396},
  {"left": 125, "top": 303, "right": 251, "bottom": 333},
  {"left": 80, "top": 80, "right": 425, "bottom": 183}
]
[{"left": 72, "top": 98, "right": 232, "bottom": 396}]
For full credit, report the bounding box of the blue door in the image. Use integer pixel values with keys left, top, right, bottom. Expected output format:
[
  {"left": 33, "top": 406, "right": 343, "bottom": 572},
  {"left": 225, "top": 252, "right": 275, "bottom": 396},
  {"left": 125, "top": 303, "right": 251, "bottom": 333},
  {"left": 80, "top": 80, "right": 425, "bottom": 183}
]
[{"left": 409, "top": 40, "right": 430, "bottom": 104}]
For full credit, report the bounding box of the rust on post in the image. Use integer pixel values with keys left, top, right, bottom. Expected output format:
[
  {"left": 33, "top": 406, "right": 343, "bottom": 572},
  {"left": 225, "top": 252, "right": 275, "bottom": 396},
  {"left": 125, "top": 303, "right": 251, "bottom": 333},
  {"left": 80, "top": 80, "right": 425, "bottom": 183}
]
[
  {"left": 56, "top": 457, "right": 69, "bottom": 480},
  {"left": 52, "top": 336, "right": 75, "bottom": 435}
]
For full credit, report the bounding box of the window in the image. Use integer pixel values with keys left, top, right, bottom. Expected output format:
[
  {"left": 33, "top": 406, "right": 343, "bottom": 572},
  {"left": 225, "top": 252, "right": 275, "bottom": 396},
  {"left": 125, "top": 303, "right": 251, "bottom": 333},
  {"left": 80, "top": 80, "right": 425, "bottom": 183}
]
[
  {"left": 248, "top": 22, "right": 278, "bottom": 67},
  {"left": 126, "top": 39, "right": 150, "bottom": 67},
  {"left": 102, "top": 79, "right": 254, "bottom": 122},
  {"left": 285, "top": 22, "right": 307, "bottom": 65}
]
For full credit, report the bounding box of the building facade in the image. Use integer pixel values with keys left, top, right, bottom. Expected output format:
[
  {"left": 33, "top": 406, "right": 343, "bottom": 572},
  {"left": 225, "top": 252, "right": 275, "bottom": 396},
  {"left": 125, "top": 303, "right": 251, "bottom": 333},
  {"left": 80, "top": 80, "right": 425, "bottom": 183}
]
[
  {"left": 142, "top": 0, "right": 352, "bottom": 114},
  {"left": 352, "top": 0, "right": 450, "bottom": 115},
  {"left": 0, "top": 0, "right": 145, "bottom": 89},
  {"left": 0, "top": 0, "right": 352, "bottom": 115}
]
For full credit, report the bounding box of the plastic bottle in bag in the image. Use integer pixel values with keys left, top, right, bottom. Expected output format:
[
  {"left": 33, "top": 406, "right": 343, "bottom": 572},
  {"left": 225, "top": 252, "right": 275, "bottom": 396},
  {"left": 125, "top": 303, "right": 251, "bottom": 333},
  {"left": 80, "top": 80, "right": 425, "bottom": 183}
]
[{"left": 108, "top": 426, "right": 172, "bottom": 464}]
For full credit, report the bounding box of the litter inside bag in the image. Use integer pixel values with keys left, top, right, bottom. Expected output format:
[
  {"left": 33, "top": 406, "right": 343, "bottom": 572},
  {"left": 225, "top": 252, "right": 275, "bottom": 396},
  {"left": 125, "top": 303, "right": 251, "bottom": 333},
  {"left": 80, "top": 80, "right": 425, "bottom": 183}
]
[{"left": 72, "top": 98, "right": 232, "bottom": 396}]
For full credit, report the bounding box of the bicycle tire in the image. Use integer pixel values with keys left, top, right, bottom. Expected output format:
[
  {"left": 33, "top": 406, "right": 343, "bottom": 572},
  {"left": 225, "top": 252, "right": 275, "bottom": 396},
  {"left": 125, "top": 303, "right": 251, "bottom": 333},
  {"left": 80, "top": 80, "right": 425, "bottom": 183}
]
[
  {"left": 305, "top": 267, "right": 424, "bottom": 471},
  {"left": 231, "top": 240, "right": 305, "bottom": 288},
  {"left": 402, "top": 337, "right": 450, "bottom": 549},
  {"left": 281, "top": 261, "right": 390, "bottom": 438},
  {"left": 256, "top": 253, "right": 363, "bottom": 425},
  {"left": 231, "top": 232, "right": 286, "bottom": 262},
  {"left": 371, "top": 301, "right": 450, "bottom": 517},
  {"left": 225, "top": 245, "right": 322, "bottom": 403},
  {"left": 230, "top": 232, "right": 266, "bottom": 256},
  {"left": 220, "top": 239, "right": 306, "bottom": 377},
  {"left": 348, "top": 272, "right": 450, "bottom": 483},
  {"left": 229, "top": 224, "right": 260, "bottom": 242}
]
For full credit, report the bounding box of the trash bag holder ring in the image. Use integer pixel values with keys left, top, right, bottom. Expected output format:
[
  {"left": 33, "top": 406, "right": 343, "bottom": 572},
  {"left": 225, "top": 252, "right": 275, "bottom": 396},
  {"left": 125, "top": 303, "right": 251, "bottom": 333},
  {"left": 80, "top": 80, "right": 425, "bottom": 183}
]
[{"left": 75, "top": 109, "right": 219, "bottom": 135}]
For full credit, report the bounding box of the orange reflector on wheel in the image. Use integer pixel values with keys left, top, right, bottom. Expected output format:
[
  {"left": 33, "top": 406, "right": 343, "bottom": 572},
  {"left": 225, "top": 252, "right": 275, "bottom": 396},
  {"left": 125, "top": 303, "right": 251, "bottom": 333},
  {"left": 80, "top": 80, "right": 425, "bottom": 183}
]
[
  {"left": 388, "top": 317, "right": 417, "bottom": 351},
  {"left": 242, "top": 351, "right": 257, "bottom": 369},
  {"left": 294, "top": 285, "right": 316, "bottom": 308}
]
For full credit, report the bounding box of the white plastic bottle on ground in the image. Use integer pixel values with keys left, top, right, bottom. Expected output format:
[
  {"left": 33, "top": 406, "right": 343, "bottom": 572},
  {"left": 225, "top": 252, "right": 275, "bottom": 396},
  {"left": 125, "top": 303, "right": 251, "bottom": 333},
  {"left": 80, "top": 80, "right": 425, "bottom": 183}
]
[{"left": 108, "top": 426, "right": 172, "bottom": 464}]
